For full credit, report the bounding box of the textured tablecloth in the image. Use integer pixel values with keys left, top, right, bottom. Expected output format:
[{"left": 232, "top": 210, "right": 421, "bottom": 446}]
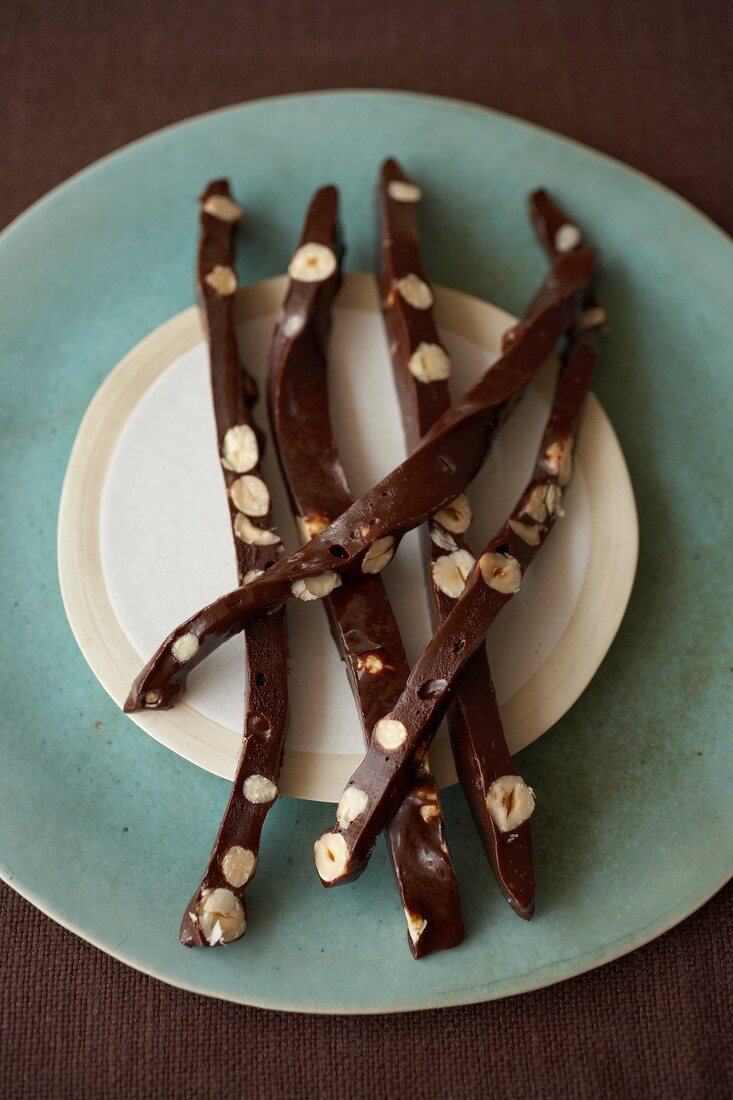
[{"left": 1, "top": 2, "right": 731, "bottom": 1096}]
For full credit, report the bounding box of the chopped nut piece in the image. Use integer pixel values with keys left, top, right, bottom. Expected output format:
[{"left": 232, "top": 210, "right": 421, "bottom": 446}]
[
  {"left": 432, "top": 548, "right": 475, "bottom": 598},
  {"left": 221, "top": 424, "right": 259, "bottom": 473},
  {"left": 361, "top": 535, "right": 395, "bottom": 574},
  {"left": 434, "top": 492, "right": 472, "bottom": 534},
  {"left": 486, "top": 775, "right": 536, "bottom": 832},
  {"left": 554, "top": 223, "right": 582, "bottom": 253},
  {"left": 395, "top": 274, "right": 433, "bottom": 310},
  {"left": 196, "top": 887, "right": 246, "bottom": 945},
  {"left": 479, "top": 552, "right": 522, "bottom": 594},
  {"left": 544, "top": 439, "right": 573, "bottom": 486},
  {"left": 144, "top": 690, "right": 162, "bottom": 706},
  {"left": 296, "top": 513, "right": 330, "bottom": 543},
  {"left": 290, "top": 573, "right": 342, "bottom": 601},
  {"left": 373, "top": 717, "right": 408, "bottom": 751},
  {"left": 403, "top": 909, "right": 427, "bottom": 946},
  {"left": 221, "top": 845, "right": 257, "bottom": 888},
  {"left": 522, "top": 481, "right": 563, "bottom": 523},
  {"left": 357, "top": 653, "right": 386, "bottom": 674},
  {"left": 282, "top": 312, "right": 306, "bottom": 338},
  {"left": 508, "top": 518, "right": 542, "bottom": 545},
  {"left": 387, "top": 179, "right": 422, "bottom": 203},
  {"left": 202, "top": 194, "right": 244, "bottom": 223},
  {"left": 204, "top": 265, "right": 238, "bottom": 296},
  {"left": 429, "top": 523, "right": 458, "bottom": 553},
  {"left": 336, "top": 786, "right": 369, "bottom": 828},
  {"left": 242, "top": 569, "right": 264, "bottom": 584},
  {"left": 233, "top": 514, "right": 281, "bottom": 545},
  {"left": 288, "top": 242, "right": 337, "bottom": 283},
  {"left": 242, "top": 774, "right": 278, "bottom": 804},
  {"left": 171, "top": 632, "right": 199, "bottom": 663},
  {"left": 230, "top": 474, "right": 270, "bottom": 517},
  {"left": 419, "top": 803, "right": 440, "bottom": 823},
  {"left": 314, "top": 831, "right": 350, "bottom": 883},
  {"left": 408, "top": 342, "right": 452, "bottom": 383},
  {"left": 578, "top": 305, "right": 607, "bottom": 332}
]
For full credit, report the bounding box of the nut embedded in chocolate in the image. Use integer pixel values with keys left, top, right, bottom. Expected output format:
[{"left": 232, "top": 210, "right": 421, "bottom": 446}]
[
  {"left": 522, "top": 481, "right": 563, "bottom": 523},
  {"left": 479, "top": 552, "right": 522, "bottom": 594},
  {"left": 432, "top": 549, "right": 475, "bottom": 598},
  {"left": 171, "top": 632, "right": 199, "bottom": 663},
  {"left": 230, "top": 474, "right": 270, "bottom": 517},
  {"left": 404, "top": 908, "right": 427, "bottom": 947},
  {"left": 203, "top": 194, "right": 244, "bottom": 223},
  {"left": 290, "top": 573, "right": 342, "bottom": 601},
  {"left": 408, "top": 342, "right": 452, "bottom": 383},
  {"left": 434, "top": 493, "right": 472, "bottom": 534},
  {"left": 196, "top": 887, "right": 246, "bottom": 945},
  {"left": 486, "top": 775, "right": 536, "bottom": 832},
  {"left": 221, "top": 423, "right": 259, "bottom": 473},
  {"left": 361, "top": 535, "right": 395, "bottom": 574},
  {"left": 296, "top": 514, "right": 331, "bottom": 543},
  {"left": 336, "top": 786, "right": 369, "bottom": 828},
  {"left": 395, "top": 274, "right": 434, "bottom": 310},
  {"left": 221, "top": 845, "right": 257, "bottom": 888},
  {"left": 288, "top": 242, "right": 337, "bottom": 283},
  {"left": 429, "top": 522, "right": 458, "bottom": 553},
  {"left": 554, "top": 223, "right": 582, "bottom": 253},
  {"left": 204, "top": 265, "right": 238, "bottom": 296},
  {"left": 233, "top": 514, "right": 281, "bottom": 546},
  {"left": 543, "top": 439, "right": 573, "bottom": 486},
  {"left": 242, "top": 774, "right": 278, "bottom": 805},
  {"left": 314, "top": 831, "right": 349, "bottom": 883},
  {"left": 387, "top": 179, "right": 422, "bottom": 203},
  {"left": 373, "top": 717, "right": 408, "bottom": 751}
]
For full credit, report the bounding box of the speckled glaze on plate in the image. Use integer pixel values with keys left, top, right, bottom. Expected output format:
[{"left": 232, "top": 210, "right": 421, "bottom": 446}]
[{"left": 1, "top": 91, "right": 731, "bottom": 1013}]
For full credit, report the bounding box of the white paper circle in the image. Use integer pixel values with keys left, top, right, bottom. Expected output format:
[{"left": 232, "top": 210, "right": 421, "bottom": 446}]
[{"left": 58, "top": 274, "right": 637, "bottom": 800}]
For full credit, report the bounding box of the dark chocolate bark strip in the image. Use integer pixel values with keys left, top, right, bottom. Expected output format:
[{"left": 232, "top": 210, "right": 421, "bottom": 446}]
[
  {"left": 268, "top": 185, "right": 464, "bottom": 957},
  {"left": 377, "top": 158, "right": 534, "bottom": 919},
  {"left": 313, "top": 310, "right": 604, "bottom": 886},
  {"left": 125, "top": 243, "right": 595, "bottom": 713},
  {"left": 178, "top": 180, "right": 289, "bottom": 948}
]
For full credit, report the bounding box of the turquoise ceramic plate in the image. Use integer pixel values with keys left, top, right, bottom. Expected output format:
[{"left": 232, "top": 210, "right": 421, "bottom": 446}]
[{"left": 1, "top": 92, "right": 731, "bottom": 1013}]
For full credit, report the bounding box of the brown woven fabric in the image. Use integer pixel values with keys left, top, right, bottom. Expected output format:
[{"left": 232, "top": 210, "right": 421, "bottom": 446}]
[{"left": 1, "top": 1, "right": 731, "bottom": 1095}]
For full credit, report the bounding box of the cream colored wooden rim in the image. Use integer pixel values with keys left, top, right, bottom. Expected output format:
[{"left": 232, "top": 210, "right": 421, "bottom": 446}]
[{"left": 58, "top": 273, "right": 638, "bottom": 801}]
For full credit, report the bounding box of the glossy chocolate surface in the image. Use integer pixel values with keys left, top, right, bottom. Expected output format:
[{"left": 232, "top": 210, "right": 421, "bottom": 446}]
[
  {"left": 179, "top": 180, "right": 288, "bottom": 947},
  {"left": 268, "top": 185, "right": 463, "bottom": 956},
  {"left": 126, "top": 244, "right": 595, "bottom": 712},
  {"left": 319, "top": 310, "right": 602, "bottom": 884},
  {"left": 377, "top": 157, "right": 535, "bottom": 919}
]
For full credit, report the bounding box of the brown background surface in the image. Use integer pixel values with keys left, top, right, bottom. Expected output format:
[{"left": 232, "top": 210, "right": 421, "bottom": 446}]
[{"left": 1, "top": 1, "right": 731, "bottom": 1096}]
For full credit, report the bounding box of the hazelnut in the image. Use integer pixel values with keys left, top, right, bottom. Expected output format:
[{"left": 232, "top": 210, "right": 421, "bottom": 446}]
[
  {"left": 479, "top": 552, "right": 522, "bottom": 594},
  {"left": 434, "top": 493, "right": 472, "bottom": 534},
  {"left": 554, "top": 223, "right": 582, "bottom": 253},
  {"left": 395, "top": 274, "right": 433, "bottom": 310},
  {"left": 408, "top": 343, "right": 452, "bottom": 383},
  {"left": 387, "top": 180, "right": 422, "bottom": 203},
  {"left": 361, "top": 535, "right": 395, "bottom": 575},
  {"left": 373, "top": 717, "right": 408, "bottom": 751},
  {"left": 221, "top": 424, "right": 259, "bottom": 473},
  {"left": 336, "top": 786, "right": 369, "bottom": 828},
  {"left": 314, "top": 831, "right": 350, "bottom": 883},
  {"left": 242, "top": 774, "right": 278, "bottom": 804},
  {"left": 233, "top": 514, "right": 281, "bottom": 546},
  {"left": 230, "top": 474, "right": 270, "bottom": 517},
  {"left": 196, "top": 887, "right": 246, "bottom": 945},
  {"left": 290, "top": 573, "right": 342, "bottom": 601},
  {"left": 221, "top": 845, "right": 257, "bottom": 888},
  {"left": 508, "top": 518, "right": 542, "bottom": 545},
  {"left": 486, "top": 775, "right": 535, "bottom": 832},
  {"left": 288, "top": 243, "right": 337, "bottom": 283},
  {"left": 171, "top": 632, "right": 199, "bottom": 663},
  {"left": 202, "top": 194, "right": 244, "bottom": 223},
  {"left": 204, "top": 265, "right": 238, "bottom": 296},
  {"left": 432, "top": 548, "right": 475, "bottom": 598}
]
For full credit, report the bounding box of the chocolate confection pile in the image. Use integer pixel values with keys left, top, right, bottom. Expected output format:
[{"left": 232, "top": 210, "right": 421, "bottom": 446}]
[{"left": 125, "top": 162, "right": 605, "bottom": 955}]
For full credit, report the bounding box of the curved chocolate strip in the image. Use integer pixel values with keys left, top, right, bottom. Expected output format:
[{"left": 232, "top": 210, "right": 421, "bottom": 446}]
[
  {"left": 125, "top": 245, "right": 595, "bottom": 712},
  {"left": 377, "top": 158, "right": 534, "bottom": 919},
  {"left": 314, "top": 316, "right": 603, "bottom": 886},
  {"left": 178, "top": 180, "right": 289, "bottom": 948},
  {"left": 269, "top": 185, "right": 464, "bottom": 957}
]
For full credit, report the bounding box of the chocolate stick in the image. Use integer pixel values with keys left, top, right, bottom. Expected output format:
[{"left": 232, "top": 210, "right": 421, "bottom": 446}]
[
  {"left": 125, "top": 244, "right": 595, "bottom": 713},
  {"left": 178, "top": 181, "right": 289, "bottom": 948},
  {"left": 377, "top": 158, "right": 535, "bottom": 919},
  {"left": 314, "top": 306, "right": 604, "bottom": 886},
  {"left": 269, "top": 185, "right": 464, "bottom": 957}
]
